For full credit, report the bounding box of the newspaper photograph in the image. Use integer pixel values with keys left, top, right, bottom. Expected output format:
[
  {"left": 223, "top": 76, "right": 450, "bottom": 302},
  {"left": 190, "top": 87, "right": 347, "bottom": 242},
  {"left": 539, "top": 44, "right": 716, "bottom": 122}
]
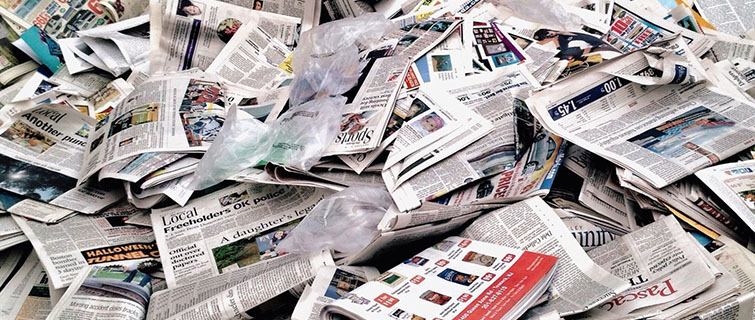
[
  {"left": 150, "top": 183, "right": 332, "bottom": 287},
  {"left": 12, "top": 203, "right": 158, "bottom": 289}
]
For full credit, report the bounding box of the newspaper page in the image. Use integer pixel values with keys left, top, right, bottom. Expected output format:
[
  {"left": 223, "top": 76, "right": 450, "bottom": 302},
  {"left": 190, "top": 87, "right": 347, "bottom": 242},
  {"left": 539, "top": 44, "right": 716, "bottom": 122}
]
[
  {"left": 145, "top": 251, "right": 333, "bottom": 320},
  {"left": 459, "top": 197, "right": 630, "bottom": 316},
  {"left": 80, "top": 74, "right": 226, "bottom": 184},
  {"left": 582, "top": 215, "right": 716, "bottom": 318},
  {"left": 527, "top": 37, "right": 755, "bottom": 190},
  {"left": 206, "top": 18, "right": 292, "bottom": 91},
  {"left": 652, "top": 233, "right": 739, "bottom": 319},
  {"left": 322, "top": 236, "right": 558, "bottom": 320},
  {"left": 11, "top": 203, "right": 158, "bottom": 289},
  {"left": 327, "top": 19, "right": 462, "bottom": 157},
  {"left": 605, "top": 0, "right": 713, "bottom": 56},
  {"left": 150, "top": 183, "right": 333, "bottom": 287},
  {"left": 0, "top": 0, "right": 148, "bottom": 39},
  {"left": 706, "top": 30, "right": 755, "bottom": 63},
  {"left": 694, "top": 292, "right": 755, "bottom": 320},
  {"left": 381, "top": 68, "right": 540, "bottom": 211},
  {"left": 695, "top": 0, "right": 755, "bottom": 36},
  {"left": 46, "top": 263, "right": 159, "bottom": 320},
  {"left": 0, "top": 242, "right": 24, "bottom": 285},
  {"left": 0, "top": 104, "right": 123, "bottom": 213},
  {"left": 291, "top": 266, "right": 380, "bottom": 320},
  {"left": 381, "top": 87, "right": 492, "bottom": 181},
  {"left": 76, "top": 15, "right": 151, "bottom": 69},
  {"left": 0, "top": 252, "right": 53, "bottom": 320},
  {"left": 155, "top": 0, "right": 298, "bottom": 72},
  {"left": 418, "top": 132, "right": 565, "bottom": 208},
  {"left": 696, "top": 159, "right": 755, "bottom": 235}
]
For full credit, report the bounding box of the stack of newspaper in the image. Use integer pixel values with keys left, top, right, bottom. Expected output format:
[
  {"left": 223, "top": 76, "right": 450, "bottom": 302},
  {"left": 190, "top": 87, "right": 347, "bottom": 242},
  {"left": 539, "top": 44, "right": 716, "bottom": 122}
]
[{"left": 1, "top": 0, "right": 755, "bottom": 318}]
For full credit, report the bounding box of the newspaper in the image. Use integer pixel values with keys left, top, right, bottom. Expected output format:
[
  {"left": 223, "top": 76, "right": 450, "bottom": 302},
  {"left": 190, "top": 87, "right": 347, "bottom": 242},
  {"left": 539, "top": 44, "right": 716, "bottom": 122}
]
[
  {"left": 12, "top": 203, "right": 158, "bottom": 289},
  {"left": 696, "top": 159, "right": 755, "bottom": 235},
  {"left": 80, "top": 73, "right": 227, "bottom": 184},
  {"left": 0, "top": 252, "right": 53, "bottom": 320},
  {"left": 330, "top": 19, "right": 462, "bottom": 158},
  {"left": 381, "top": 87, "right": 492, "bottom": 184},
  {"left": 145, "top": 251, "right": 333, "bottom": 320},
  {"left": 322, "top": 236, "right": 558, "bottom": 320},
  {"left": 0, "top": 104, "right": 123, "bottom": 214},
  {"left": 428, "top": 131, "right": 566, "bottom": 206},
  {"left": 46, "top": 263, "right": 159, "bottom": 320},
  {"left": 556, "top": 208, "right": 619, "bottom": 251},
  {"left": 291, "top": 266, "right": 380, "bottom": 320},
  {"left": 527, "top": 37, "right": 755, "bottom": 190},
  {"left": 0, "top": 16, "right": 36, "bottom": 85},
  {"left": 695, "top": 0, "right": 755, "bottom": 36},
  {"left": 460, "top": 197, "right": 630, "bottom": 316},
  {"left": 0, "top": 242, "right": 24, "bottom": 285},
  {"left": 605, "top": 0, "right": 713, "bottom": 56},
  {"left": 206, "top": 17, "right": 293, "bottom": 91},
  {"left": 693, "top": 292, "right": 755, "bottom": 320},
  {"left": 379, "top": 67, "right": 543, "bottom": 210},
  {"left": 154, "top": 0, "right": 299, "bottom": 72},
  {"left": 583, "top": 215, "right": 717, "bottom": 318},
  {"left": 0, "top": 0, "right": 148, "bottom": 39},
  {"left": 77, "top": 15, "right": 151, "bottom": 72},
  {"left": 225, "top": 85, "right": 290, "bottom": 124},
  {"left": 150, "top": 183, "right": 333, "bottom": 287}
]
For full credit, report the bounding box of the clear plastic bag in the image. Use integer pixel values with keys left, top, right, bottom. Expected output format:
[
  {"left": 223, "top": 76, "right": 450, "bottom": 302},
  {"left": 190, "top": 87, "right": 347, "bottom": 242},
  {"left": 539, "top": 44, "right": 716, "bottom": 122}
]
[
  {"left": 276, "top": 186, "right": 393, "bottom": 255},
  {"left": 265, "top": 96, "right": 346, "bottom": 171},
  {"left": 189, "top": 105, "right": 274, "bottom": 190},
  {"left": 493, "top": 0, "right": 583, "bottom": 30},
  {"left": 289, "top": 13, "right": 393, "bottom": 106}
]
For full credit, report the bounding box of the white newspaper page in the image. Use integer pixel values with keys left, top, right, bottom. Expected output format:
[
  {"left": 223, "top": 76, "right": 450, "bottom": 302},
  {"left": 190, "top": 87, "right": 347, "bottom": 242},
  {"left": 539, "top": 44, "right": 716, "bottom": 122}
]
[
  {"left": 382, "top": 88, "right": 492, "bottom": 183},
  {"left": 80, "top": 74, "right": 226, "bottom": 184},
  {"left": 460, "top": 197, "right": 630, "bottom": 316},
  {"left": 98, "top": 152, "right": 186, "bottom": 182},
  {"left": 206, "top": 18, "right": 292, "bottom": 91},
  {"left": 328, "top": 19, "right": 462, "bottom": 157},
  {"left": 146, "top": 251, "right": 333, "bottom": 320},
  {"left": 322, "top": 236, "right": 558, "bottom": 320},
  {"left": 150, "top": 183, "right": 333, "bottom": 287},
  {"left": 155, "top": 0, "right": 298, "bottom": 72},
  {"left": 584, "top": 215, "right": 716, "bottom": 318},
  {"left": 291, "top": 266, "right": 380, "bottom": 320},
  {"left": 697, "top": 160, "right": 755, "bottom": 235},
  {"left": 0, "top": 252, "right": 52, "bottom": 320},
  {"left": 696, "top": 0, "right": 755, "bottom": 36},
  {"left": 527, "top": 41, "right": 755, "bottom": 189},
  {"left": 12, "top": 203, "right": 158, "bottom": 289}
]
